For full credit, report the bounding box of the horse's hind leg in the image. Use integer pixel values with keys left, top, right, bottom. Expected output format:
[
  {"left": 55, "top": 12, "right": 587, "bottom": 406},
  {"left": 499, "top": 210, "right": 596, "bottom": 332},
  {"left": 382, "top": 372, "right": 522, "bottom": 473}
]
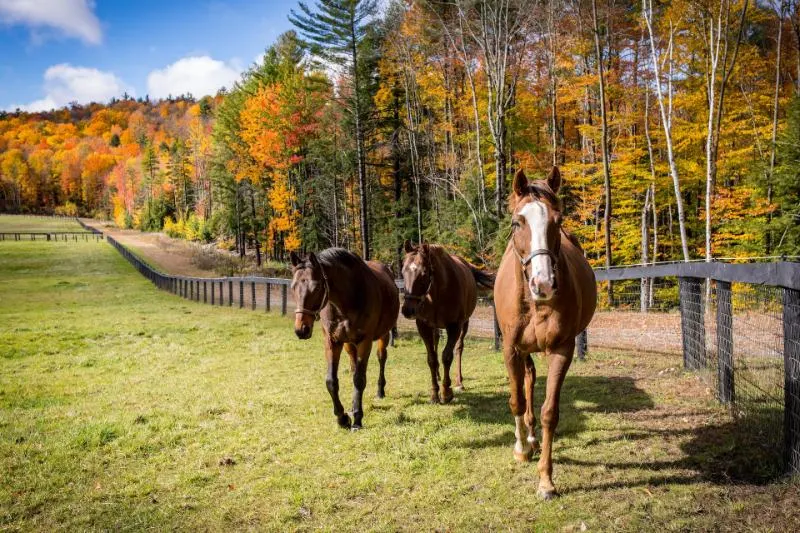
[
  {"left": 439, "top": 323, "right": 460, "bottom": 404},
  {"left": 417, "top": 320, "right": 440, "bottom": 404},
  {"left": 376, "top": 333, "right": 389, "bottom": 399},
  {"left": 538, "top": 345, "right": 573, "bottom": 500},
  {"left": 350, "top": 340, "right": 372, "bottom": 429},
  {"left": 325, "top": 340, "right": 350, "bottom": 429},
  {"left": 453, "top": 320, "right": 469, "bottom": 391}
]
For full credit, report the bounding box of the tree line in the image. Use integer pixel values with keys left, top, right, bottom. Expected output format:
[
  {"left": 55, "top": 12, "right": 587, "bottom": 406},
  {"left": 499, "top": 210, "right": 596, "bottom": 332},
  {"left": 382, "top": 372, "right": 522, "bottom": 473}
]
[{"left": 1, "top": 0, "right": 799, "bottom": 272}]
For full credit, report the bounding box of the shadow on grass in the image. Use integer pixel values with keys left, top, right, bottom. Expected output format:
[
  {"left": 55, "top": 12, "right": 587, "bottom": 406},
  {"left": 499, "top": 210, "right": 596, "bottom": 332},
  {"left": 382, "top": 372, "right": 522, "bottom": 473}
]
[{"left": 450, "top": 373, "right": 786, "bottom": 490}]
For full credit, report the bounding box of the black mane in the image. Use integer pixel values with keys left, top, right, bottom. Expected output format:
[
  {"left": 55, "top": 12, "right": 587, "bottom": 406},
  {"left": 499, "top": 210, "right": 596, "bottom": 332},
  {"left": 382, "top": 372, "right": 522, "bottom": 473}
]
[{"left": 316, "top": 247, "right": 367, "bottom": 271}]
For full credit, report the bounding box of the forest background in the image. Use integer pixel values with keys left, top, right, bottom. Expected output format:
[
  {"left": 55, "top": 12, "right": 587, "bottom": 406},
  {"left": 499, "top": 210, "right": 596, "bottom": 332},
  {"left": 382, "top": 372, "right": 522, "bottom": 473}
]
[{"left": 1, "top": 0, "right": 799, "bottom": 273}]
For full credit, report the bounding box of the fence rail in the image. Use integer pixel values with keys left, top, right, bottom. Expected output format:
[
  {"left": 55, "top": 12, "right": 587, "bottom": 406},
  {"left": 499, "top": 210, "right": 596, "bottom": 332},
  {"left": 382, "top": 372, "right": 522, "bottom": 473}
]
[{"left": 0, "top": 232, "right": 104, "bottom": 241}]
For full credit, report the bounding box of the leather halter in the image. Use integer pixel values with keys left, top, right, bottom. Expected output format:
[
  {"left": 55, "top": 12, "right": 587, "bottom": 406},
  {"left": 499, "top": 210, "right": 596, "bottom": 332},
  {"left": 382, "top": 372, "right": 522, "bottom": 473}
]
[{"left": 294, "top": 266, "right": 330, "bottom": 319}]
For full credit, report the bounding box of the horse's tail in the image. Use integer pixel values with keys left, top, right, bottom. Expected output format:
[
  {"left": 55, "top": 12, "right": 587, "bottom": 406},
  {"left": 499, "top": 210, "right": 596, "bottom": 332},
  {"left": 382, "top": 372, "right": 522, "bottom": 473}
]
[
  {"left": 390, "top": 324, "right": 398, "bottom": 347},
  {"left": 470, "top": 265, "right": 495, "bottom": 289}
]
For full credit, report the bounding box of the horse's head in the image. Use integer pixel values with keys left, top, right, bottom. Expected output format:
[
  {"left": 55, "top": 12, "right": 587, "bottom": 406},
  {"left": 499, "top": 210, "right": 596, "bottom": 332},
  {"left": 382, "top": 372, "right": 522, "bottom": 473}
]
[
  {"left": 509, "top": 167, "right": 563, "bottom": 301},
  {"left": 401, "top": 240, "right": 433, "bottom": 319},
  {"left": 290, "top": 251, "right": 329, "bottom": 339}
]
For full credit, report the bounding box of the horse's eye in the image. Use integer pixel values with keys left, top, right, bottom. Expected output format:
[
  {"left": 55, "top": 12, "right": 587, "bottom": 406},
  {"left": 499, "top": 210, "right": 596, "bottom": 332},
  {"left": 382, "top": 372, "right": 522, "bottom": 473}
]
[{"left": 511, "top": 220, "right": 520, "bottom": 230}]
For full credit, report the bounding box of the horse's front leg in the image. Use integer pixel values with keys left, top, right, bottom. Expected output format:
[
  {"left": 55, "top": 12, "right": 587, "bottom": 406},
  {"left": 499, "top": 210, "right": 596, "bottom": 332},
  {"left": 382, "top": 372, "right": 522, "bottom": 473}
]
[
  {"left": 524, "top": 354, "right": 539, "bottom": 453},
  {"left": 538, "top": 344, "right": 573, "bottom": 500},
  {"left": 350, "top": 340, "right": 372, "bottom": 429},
  {"left": 325, "top": 340, "right": 350, "bottom": 429},
  {"left": 504, "top": 343, "right": 532, "bottom": 462},
  {"left": 416, "top": 320, "right": 440, "bottom": 403},
  {"left": 439, "top": 323, "right": 461, "bottom": 404}
]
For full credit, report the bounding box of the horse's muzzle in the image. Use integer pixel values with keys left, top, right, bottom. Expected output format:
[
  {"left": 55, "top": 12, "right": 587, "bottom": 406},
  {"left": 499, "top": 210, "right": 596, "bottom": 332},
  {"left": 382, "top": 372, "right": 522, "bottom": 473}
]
[
  {"left": 295, "top": 323, "right": 313, "bottom": 339},
  {"left": 401, "top": 302, "right": 417, "bottom": 319},
  {"left": 530, "top": 277, "right": 555, "bottom": 301}
]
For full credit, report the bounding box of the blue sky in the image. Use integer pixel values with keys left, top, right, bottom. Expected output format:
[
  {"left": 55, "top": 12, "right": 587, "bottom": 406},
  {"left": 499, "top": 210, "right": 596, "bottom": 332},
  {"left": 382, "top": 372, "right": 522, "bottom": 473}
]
[{"left": 0, "top": 0, "right": 295, "bottom": 111}]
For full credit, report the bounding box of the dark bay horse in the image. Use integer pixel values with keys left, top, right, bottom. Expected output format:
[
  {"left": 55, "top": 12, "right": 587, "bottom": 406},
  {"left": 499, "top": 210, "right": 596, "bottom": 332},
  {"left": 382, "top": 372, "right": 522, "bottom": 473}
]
[
  {"left": 290, "top": 248, "right": 399, "bottom": 429},
  {"left": 401, "top": 242, "right": 494, "bottom": 404},
  {"left": 494, "top": 167, "right": 596, "bottom": 499}
]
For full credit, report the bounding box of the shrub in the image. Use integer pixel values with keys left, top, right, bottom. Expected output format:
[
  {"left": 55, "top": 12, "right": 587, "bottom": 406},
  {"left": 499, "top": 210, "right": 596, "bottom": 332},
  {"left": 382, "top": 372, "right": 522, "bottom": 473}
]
[{"left": 54, "top": 201, "right": 78, "bottom": 217}]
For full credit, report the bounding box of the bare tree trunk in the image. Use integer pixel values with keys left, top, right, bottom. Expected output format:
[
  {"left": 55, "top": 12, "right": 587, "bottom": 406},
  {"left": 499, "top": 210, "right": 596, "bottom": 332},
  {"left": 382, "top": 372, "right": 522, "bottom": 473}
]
[
  {"left": 592, "top": 0, "right": 614, "bottom": 303},
  {"left": 643, "top": 0, "right": 690, "bottom": 261},
  {"left": 641, "top": 186, "right": 652, "bottom": 313},
  {"left": 767, "top": 0, "right": 786, "bottom": 254}
]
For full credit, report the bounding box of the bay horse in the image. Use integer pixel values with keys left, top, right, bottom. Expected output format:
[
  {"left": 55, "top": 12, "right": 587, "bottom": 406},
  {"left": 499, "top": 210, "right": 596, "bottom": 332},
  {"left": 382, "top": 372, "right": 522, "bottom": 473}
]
[
  {"left": 290, "top": 248, "right": 399, "bottom": 429},
  {"left": 401, "top": 242, "right": 494, "bottom": 404},
  {"left": 494, "top": 167, "right": 596, "bottom": 499}
]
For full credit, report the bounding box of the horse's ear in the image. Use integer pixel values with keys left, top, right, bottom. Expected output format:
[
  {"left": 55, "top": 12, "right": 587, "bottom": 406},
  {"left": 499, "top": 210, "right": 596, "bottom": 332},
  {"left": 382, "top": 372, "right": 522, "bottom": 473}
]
[
  {"left": 403, "top": 239, "right": 415, "bottom": 253},
  {"left": 512, "top": 169, "right": 529, "bottom": 197},
  {"left": 547, "top": 166, "right": 562, "bottom": 194},
  {"left": 420, "top": 242, "right": 429, "bottom": 255},
  {"left": 308, "top": 252, "right": 320, "bottom": 269},
  {"left": 289, "top": 251, "right": 301, "bottom": 267}
]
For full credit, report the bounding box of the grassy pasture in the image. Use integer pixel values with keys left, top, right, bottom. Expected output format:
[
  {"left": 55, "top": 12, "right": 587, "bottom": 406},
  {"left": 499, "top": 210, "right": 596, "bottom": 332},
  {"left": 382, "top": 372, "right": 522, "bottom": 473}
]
[
  {"left": 0, "top": 215, "right": 84, "bottom": 233},
  {"left": 0, "top": 242, "right": 798, "bottom": 531}
]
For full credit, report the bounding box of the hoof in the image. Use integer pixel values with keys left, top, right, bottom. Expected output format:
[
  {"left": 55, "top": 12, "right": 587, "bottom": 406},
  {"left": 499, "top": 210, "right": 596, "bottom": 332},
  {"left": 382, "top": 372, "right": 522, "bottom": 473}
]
[
  {"left": 337, "top": 414, "right": 351, "bottom": 429},
  {"left": 440, "top": 391, "right": 454, "bottom": 404},
  {"left": 350, "top": 424, "right": 363, "bottom": 432},
  {"left": 537, "top": 488, "right": 558, "bottom": 501},
  {"left": 429, "top": 394, "right": 440, "bottom": 404},
  {"left": 376, "top": 390, "right": 385, "bottom": 400},
  {"left": 529, "top": 439, "right": 541, "bottom": 454},
  {"left": 453, "top": 384, "right": 464, "bottom": 392},
  {"left": 513, "top": 448, "right": 534, "bottom": 463}
]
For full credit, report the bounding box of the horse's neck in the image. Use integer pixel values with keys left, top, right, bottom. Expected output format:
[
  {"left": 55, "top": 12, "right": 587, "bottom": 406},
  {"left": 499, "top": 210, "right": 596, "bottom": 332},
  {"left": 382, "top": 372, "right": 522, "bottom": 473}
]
[
  {"left": 322, "top": 261, "right": 364, "bottom": 312},
  {"left": 429, "top": 249, "right": 449, "bottom": 294}
]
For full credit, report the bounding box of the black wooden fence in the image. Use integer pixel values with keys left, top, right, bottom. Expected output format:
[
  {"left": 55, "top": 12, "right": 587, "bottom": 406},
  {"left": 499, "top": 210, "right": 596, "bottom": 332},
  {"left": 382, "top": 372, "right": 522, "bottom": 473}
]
[{"left": 105, "top": 232, "right": 799, "bottom": 474}]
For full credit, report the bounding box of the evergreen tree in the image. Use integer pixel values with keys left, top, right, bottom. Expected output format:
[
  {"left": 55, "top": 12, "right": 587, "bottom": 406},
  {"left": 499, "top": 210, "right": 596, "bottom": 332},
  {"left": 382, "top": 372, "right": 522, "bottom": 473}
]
[{"left": 290, "top": 0, "right": 379, "bottom": 259}]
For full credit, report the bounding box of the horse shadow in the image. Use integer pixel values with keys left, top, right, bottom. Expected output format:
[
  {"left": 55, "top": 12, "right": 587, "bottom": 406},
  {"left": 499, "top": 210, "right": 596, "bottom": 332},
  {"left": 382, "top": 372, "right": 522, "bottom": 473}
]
[
  {"left": 448, "top": 375, "right": 655, "bottom": 451},
  {"left": 449, "top": 374, "right": 786, "bottom": 489}
]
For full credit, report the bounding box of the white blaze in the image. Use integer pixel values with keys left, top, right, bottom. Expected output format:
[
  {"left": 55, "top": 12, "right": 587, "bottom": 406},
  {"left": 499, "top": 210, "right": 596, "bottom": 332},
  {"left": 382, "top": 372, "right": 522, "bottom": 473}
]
[{"left": 518, "top": 201, "right": 554, "bottom": 299}]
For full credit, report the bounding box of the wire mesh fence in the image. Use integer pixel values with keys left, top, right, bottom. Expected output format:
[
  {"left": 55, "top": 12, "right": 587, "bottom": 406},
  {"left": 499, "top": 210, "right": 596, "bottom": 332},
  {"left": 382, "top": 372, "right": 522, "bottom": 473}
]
[{"left": 592, "top": 266, "right": 800, "bottom": 476}]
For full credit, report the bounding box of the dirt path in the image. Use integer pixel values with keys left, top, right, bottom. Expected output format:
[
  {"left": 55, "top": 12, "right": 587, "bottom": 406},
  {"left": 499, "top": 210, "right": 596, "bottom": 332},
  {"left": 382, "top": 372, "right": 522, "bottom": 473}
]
[{"left": 80, "top": 219, "right": 215, "bottom": 278}]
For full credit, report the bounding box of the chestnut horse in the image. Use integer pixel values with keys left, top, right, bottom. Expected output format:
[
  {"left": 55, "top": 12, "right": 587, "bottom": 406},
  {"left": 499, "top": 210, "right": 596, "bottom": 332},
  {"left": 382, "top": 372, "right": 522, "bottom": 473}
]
[
  {"left": 401, "top": 242, "right": 494, "bottom": 404},
  {"left": 290, "top": 248, "right": 399, "bottom": 429},
  {"left": 494, "top": 167, "right": 596, "bottom": 499}
]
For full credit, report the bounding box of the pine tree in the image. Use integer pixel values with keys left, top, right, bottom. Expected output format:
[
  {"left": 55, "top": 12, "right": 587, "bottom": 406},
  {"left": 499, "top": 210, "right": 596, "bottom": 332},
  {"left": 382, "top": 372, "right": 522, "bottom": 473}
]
[{"left": 290, "top": 0, "right": 379, "bottom": 259}]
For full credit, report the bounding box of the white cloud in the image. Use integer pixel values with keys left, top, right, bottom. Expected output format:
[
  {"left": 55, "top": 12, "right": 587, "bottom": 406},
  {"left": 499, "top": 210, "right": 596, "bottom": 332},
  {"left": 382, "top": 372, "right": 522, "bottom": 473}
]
[
  {"left": 8, "top": 63, "right": 130, "bottom": 112},
  {"left": 0, "top": 0, "right": 102, "bottom": 44},
  {"left": 147, "top": 56, "right": 241, "bottom": 99}
]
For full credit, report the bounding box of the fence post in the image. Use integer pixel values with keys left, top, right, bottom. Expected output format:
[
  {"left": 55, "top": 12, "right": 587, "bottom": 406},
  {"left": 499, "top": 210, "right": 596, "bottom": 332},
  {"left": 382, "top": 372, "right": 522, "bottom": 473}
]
[
  {"left": 239, "top": 280, "right": 244, "bottom": 309},
  {"left": 190, "top": 279, "right": 194, "bottom": 301},
  {"left": 716, "top": 280, "right": 734, "bottom": 404},
  {"left": 491, "top": 300, "right": 500, "bottom": 352},
  {"left": 204, "top": 281, "right": 208, "bottom": 304},
  {"left": 281, "top": 284, "right": 288, "bottom": 316},
  {"left": 251, "top": 281, "right": 256, "bottom": 310},
  {"left": 265, "top": 282, "right": 271, "bottom": 312},
  {"left": 228, "top": 281, "right": 233, "bottom": 306},
  {"left": 219, "top": 281, "right": 223, "bottom": 306},
  {"left": 782, "top": 287, "right": 800, "bottom": 475},
  {"left": 576, "top": 330, "right": 588, "bottom": 361},
  {"left": 679, "top": 277, "right": 706, "bottom": 370}
]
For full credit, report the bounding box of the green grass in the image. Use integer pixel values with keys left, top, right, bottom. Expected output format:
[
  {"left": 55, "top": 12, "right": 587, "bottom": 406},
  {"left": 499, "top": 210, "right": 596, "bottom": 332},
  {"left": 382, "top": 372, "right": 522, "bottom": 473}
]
[
  {"left": 1, "top": 242, "right": 797, "bottom": 531},
  {"left": 0, "top": 215, "right": 84, "bottom": 233}
]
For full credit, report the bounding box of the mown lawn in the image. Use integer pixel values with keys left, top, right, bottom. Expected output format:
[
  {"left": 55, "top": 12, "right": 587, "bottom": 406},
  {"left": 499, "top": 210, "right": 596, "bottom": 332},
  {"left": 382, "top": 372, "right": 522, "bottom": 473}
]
[
  {"left": 0, "top": 242, "right": 797, "bottom": 531},
  {"left": 0, "top": 215, "right": 84, "bottom": 233}
]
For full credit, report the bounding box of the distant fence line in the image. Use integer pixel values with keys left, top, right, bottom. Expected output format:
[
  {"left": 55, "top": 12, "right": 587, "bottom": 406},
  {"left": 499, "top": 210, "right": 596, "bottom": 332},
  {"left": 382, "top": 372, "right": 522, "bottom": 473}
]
[{"left": 0, "top": 215, "right": 104, "bottom": 242}]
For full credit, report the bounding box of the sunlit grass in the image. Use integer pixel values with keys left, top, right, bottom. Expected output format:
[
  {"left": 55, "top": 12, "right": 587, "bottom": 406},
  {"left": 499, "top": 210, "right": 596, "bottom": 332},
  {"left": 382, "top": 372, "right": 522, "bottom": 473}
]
[
  {"left": 0, "top": 242, "right": 797, "bottom": 530},
  {"left": 0, "top": 214, "right": 84, "bottom": 233}
]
